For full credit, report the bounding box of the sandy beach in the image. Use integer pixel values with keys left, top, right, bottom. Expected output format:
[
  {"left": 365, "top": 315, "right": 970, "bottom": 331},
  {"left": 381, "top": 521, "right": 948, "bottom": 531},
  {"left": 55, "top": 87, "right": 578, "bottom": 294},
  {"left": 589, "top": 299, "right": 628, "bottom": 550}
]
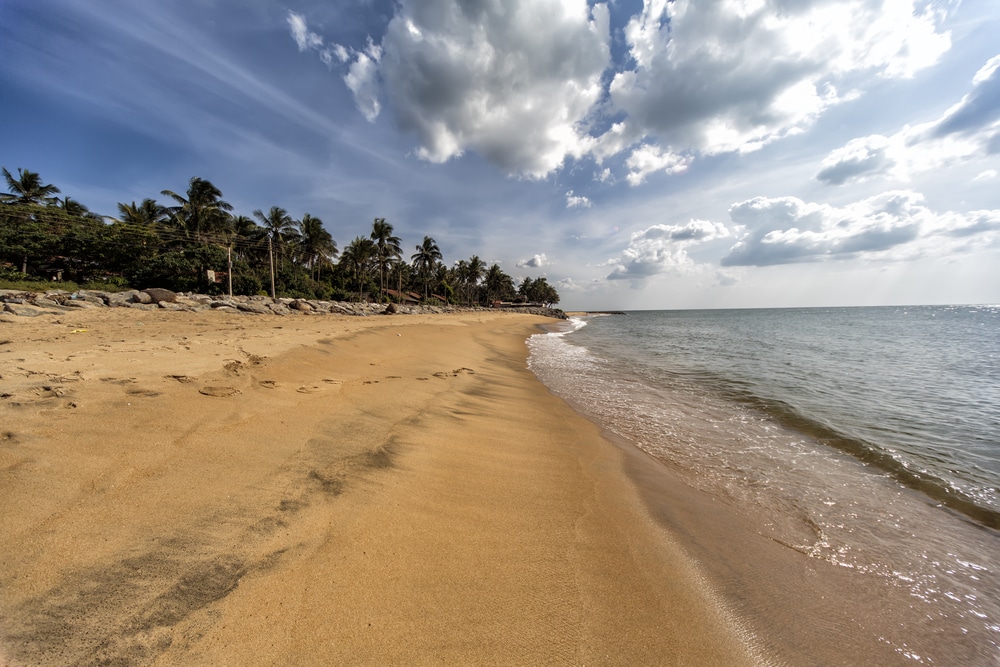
[{"left": 0, "top": 308, "right": 758, "bottom": 665}]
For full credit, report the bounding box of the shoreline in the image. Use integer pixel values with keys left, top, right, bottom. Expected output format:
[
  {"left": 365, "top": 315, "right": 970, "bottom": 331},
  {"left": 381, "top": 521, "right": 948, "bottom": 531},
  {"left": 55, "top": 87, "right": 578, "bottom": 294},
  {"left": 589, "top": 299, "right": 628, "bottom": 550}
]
[{"left": 1, "top": 308, "right": 757, "bottom": 665}]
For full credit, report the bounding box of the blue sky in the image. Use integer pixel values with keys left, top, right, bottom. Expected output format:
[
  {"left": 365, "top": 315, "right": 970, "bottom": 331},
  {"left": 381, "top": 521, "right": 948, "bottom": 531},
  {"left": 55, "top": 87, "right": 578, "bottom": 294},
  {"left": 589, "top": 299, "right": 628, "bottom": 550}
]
[{"left": 2, "top": 0, "right": 998, "bottom": 310}]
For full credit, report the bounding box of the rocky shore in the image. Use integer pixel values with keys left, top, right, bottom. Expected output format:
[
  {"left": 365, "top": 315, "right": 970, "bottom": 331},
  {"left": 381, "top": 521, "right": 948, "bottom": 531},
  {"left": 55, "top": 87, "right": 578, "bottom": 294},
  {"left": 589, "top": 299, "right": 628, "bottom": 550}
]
[{"left": 0, "top": 287, "right": 565, "bottom": 319}]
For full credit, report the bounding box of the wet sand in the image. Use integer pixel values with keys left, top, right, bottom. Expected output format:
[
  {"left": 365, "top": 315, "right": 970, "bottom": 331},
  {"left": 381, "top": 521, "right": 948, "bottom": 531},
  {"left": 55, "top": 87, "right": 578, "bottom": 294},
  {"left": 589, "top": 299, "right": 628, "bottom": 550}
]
[{"left": 0, "top": 308, "right": 758, "bottom": 665}]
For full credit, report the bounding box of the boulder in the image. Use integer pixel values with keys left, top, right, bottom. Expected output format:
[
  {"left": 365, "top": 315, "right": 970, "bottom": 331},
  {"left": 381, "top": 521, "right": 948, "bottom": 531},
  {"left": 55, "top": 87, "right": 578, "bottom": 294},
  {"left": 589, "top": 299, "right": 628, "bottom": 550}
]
[
  {"left": 76, "top": 290, "right": 111, "bottom": 304},
  {"left": 107, "top": 291, "right": 139, "bottom": 307},
  {"left": 211, "top": 300, "right": 237, "bottom": 309},
  {"left": 3, "top": 303, "right": 60, "bottom": 317},
  {"left": 382, "top": 303, "right": 397, "bottom": 314},
  {"left": 141, "top": 288, "right": 178, "bottom": 304},
  {"left": 236, "top": 302, "right": 271, "bottom": 315},
  {"left": 291, "top": 300, "right": 313, "bottom": 312},
  {"left": 158, "top": 301, "right": 187, "bottom": 311},
  {"left": 133, "top": 291, "right": 153, "bottom": 304},
  {"left": 268, "top": 303, "right": 292, "bottom": 316},
  {"left": 32, "top": 297, "right": 63, "bottom": 308},
  {"left": 64, "top": 300, "right": 101, "bottom": 309}
]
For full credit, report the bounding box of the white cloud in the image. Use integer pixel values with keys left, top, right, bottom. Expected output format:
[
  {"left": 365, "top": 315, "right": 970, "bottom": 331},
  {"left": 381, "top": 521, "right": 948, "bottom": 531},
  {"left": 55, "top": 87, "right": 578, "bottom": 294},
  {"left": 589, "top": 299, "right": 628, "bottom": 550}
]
[
  {"left": 625, "top": 144, "right": 690, "bottom": 186},
  {"left": 606, "top": 220, "right": 730, "bottom": 280},
  {"left": 517, "top": 253, "right": 548, "bottom": 269},
  {"left": 721, "top": 191, "right": 1000, "bottom": 266},
  {"left": 287, "top": 12, "right": 323, "bottom": 52},
  {"left": 974, "top": 169, "right": 998, "bottom": 182},
  {"left": 606, "top": 0, "right": 949, "bottom": 160},
  {"left": 818, "top": 52, "right": 1000, "bottom": 185},
  {"left": 344, "top": 39, "right": 382, "bottom": 122},
  {"left": 288, "top": 1, "right": 952, "bottom": 181},
  {"left": 566, "top": 190, "right": 592, "bottom": 208},
  {"left": 377, "top": 0, "right": 611, "bottom": 177}
]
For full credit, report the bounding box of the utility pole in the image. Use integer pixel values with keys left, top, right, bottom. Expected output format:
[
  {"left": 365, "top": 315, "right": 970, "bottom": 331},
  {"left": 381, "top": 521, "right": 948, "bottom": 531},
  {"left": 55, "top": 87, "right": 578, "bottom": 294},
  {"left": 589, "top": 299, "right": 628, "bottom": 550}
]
[
  {"left": 227, "top": 245, "right": 233, "bottom": 298},
  {"left": 268, "top": 236, "right": 276, "bottom": 299}
]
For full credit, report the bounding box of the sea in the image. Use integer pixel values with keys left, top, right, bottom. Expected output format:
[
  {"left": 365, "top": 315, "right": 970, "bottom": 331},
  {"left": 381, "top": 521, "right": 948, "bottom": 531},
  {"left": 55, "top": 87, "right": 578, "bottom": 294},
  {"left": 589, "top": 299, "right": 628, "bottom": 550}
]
[{"left": 527, "top": 305, "right": 1000, "bottom": 665}]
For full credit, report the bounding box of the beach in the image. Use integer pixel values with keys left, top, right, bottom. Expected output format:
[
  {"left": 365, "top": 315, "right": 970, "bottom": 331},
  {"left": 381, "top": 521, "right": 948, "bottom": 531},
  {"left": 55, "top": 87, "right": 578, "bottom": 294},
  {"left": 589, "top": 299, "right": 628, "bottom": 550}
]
[{"left": 0, "top": 308, "right": 757, "bottom": 665}]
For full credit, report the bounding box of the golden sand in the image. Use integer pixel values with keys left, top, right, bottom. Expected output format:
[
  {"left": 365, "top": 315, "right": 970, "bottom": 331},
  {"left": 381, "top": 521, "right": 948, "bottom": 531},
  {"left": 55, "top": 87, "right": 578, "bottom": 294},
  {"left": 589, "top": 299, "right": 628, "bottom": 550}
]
[{"left": 0, "top": 308, "right": 756, "bottom": 665}]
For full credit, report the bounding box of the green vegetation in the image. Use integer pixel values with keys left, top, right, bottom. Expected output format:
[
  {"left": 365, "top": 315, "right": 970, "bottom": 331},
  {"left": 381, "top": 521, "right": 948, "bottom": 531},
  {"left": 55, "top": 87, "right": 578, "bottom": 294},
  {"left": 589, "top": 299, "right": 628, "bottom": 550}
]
[{"left": 0, "top": 169, "right": 559, "bottom": 307}]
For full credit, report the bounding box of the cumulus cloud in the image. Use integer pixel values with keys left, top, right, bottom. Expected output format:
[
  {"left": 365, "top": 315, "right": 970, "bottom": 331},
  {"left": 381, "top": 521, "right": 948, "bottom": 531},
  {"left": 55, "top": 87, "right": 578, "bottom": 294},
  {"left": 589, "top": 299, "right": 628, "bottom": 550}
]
[
  {"left": 344, "top": 39, "right": 382, "bottom": 122},
  {"left": 606, "top": 220, "right": 730, "bottom": 280},
  {"left": 974, "top": 169, "right": 998, "bottom": 182},
  {"left": 721, "top": 191, "right": 1000, "bottom": 266},
  {"left": 818, "top": 53, "right": 1000, "bottom": 185},
  {"left": 606, "top": 0, "right": 948, "bottom": 159},
  {"left": 517, "top": 253, "right": 548, "bottom": 269},
  {"left": 288, "top": 12, "right": 323, "bottom": 52},
  {"left": 625, "top": 145, "right": 690, "bottom": 186},
  {"left": 375, "top": 0, "right": 611, "bottom": 177},
  {"left": 285, "top": 12, "right": 381, "bottom": 120},
  {"left": 566, "top": 190, "right": 592, "bottom": 208},
  {"left": 288, "top": 1, "right": 951, "bottom": 180}
]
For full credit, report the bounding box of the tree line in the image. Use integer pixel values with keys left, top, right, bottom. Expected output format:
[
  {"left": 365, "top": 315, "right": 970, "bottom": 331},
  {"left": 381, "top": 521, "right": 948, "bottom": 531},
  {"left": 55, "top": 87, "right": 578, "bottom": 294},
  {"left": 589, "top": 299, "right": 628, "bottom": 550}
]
[{"left": 0, "top": 168, "right": 559, "bottom": 307}]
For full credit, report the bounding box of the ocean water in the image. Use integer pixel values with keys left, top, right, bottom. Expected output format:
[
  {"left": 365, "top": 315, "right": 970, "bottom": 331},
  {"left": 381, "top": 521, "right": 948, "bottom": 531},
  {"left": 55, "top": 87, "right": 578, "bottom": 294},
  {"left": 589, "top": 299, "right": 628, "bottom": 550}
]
[{"left": 527, "top": 305, "right": 1000, "bottom": 664}]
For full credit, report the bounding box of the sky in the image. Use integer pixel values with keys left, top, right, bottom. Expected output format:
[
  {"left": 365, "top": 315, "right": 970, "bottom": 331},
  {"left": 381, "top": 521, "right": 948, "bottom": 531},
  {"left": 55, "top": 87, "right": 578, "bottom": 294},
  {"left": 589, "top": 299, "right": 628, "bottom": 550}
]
[{"left": 1, "top": 0, "right": 999, "bottom": 310}]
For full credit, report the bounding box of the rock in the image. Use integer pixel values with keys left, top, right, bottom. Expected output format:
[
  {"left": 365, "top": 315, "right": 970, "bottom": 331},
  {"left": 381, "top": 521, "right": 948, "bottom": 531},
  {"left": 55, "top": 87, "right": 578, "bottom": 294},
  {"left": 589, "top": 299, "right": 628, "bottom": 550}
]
[
  {"left": 107, "top": 291, "right": 139, "bottom": 307},
  {"left": 127, "top": 303, "right": 160, "bottom": 311},
  {"left": 76, "top": 290, "right": 110, "bottom": 304},
  {"left": 32, "top": 297, "right": 63, "bottom": 308},
  {"left": 133, "top": 291, "right": 153, "bottom": 305},
  {"left": 141, "top": 288, "right": 177, "bottom": 304},
  {"left": 211, "top": 300, "right": 237, "bottom": 309},
  {"left": 157, "top": 302, "right": 187, "bottom": 311},
  {"left": 267, "top": 303, "right": 292, "bottom": 316},
  {"left": 291, "top": 300, "right": 313, "bottom": 312},
  {"left": 236, "top": 302, "right": 271, "bottom": 315},
  {"left": 64, "top": 300, "right": 101, "bottom": 309},
  {"left": 3, "top": 303, "right": 61, "bottom": 317},
  {"left": 212, "top": 306, "right": 238, "bottom": 313},
  {"left": 382, "top": 303, "right": 397, "bottom": 314}
]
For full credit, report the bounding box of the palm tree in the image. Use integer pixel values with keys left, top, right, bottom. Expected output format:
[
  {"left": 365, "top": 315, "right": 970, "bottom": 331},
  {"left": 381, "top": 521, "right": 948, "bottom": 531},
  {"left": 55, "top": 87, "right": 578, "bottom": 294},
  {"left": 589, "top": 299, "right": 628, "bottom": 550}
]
[
  {"left": 484, "top": 263, "right": 514, "bottom": 305},
  {"left": 341, "top": 236, "right": 376, "bottom": 301},
  {"left": 411, "top": 235, "right": 442, "bottom": 300},
  {"left": 298, "top": 213, "right": 337, "bottom": 280},
  {"left": 466, "top": 254, "right": 486, "bottom": 306},
  {"left": 1, "top": 167, "right": 60, "bottom": 205},
  {"left": 161, "top": 177, "right": 233, "bottom": 242},
  {"left": 1, "top": 168, "right": 62, "bottom": 274},
  {"left": 252, "top": 206, "right": 298, "bottom": 297},
  {"left": 117, "top": 199, "right": 167, "bottom": 228},
  {"left": 370, "top": 218, "right": 402, "bottom": 301},
  {"left": 253, "top": 206, "right": 297, "bottom": 251}
]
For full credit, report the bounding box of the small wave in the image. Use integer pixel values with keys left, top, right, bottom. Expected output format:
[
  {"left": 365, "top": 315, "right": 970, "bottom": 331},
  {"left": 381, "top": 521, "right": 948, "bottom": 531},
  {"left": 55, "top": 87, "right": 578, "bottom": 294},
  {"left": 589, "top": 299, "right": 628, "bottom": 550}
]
[{"left": 726, "top": 390, "right": 1000, "bottom": 530}]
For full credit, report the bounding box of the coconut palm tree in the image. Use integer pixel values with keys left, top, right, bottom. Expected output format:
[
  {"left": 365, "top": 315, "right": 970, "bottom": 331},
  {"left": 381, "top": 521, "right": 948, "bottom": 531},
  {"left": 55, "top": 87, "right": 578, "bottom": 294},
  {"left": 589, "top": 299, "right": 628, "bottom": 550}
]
[
  {"left": 484, "top": 263, "right": 514, "bottom": 305},
  {"left": 411, "top": 235, "right": 442, "bottom": 300},
  {"left": 253, "top": 206, "right": 298, "bottom": 298},
  {"left": 161, "top": 177, "right": 233, "bottom": 242},
  {"left": 298, "top": 213, "right": 337, "bottom": 280},
  {"left": 370, "top": 218, "right": 401, "bottom": 300},
  {"left": 117, "top": 199, "right": 167, "bottom": 228},
  {"left": 1, "top": 167, "right": 60, "bottom": 205},
  {"left": 465, "top": 254, "right": 486, "bottom": 306},
  {"left": 341, "top": 236, "right": 376, "bottom": 301},
  {"left": 1, "top": 168, "right": 62, "bottom": 274}
]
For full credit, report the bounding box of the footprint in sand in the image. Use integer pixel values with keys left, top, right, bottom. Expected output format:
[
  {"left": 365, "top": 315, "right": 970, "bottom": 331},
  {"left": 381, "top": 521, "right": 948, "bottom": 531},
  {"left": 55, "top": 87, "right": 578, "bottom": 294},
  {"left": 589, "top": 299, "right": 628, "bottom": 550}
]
[
  {"left": 296, "top": 385, "right": 325, "bottom": 394},
  {"left": 125, "top": 387, "right": 161, "bottom": 398},
  {"left": 432, "top": 368, "right": 476, "bottom": 378},
  {"left": 258, "top": 380, "right": 278, "bottom": 389},
  {"left": 165, "top": 375, "right": 195, "bottom": 383},
  {"left": 199, "top": 386, "right": 241, "bottom": 397}
]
